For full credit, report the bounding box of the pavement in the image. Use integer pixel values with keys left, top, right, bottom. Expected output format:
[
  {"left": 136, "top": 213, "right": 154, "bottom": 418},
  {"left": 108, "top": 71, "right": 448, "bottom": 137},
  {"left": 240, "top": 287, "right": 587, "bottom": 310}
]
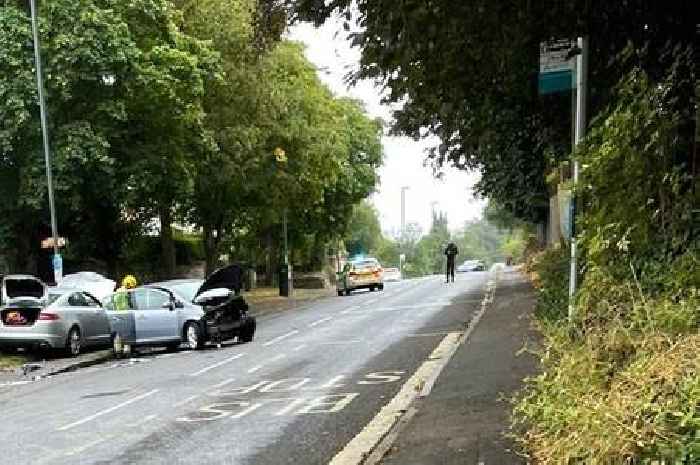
[
  {"left": 378, "top": 269, "right": 539, "bottom": 465},
  {"left": 0, "top": 267, "right": 538, "bottom": 465}
]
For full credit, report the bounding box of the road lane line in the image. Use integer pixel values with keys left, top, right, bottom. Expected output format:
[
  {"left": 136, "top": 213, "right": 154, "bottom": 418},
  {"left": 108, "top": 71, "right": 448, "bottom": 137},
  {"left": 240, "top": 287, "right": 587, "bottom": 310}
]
[
  {"left": 174, "top": 394, "right": 200, "bottom": 407},
  {"left": 212, "top": 377, "right": 237, "bottom": 388},
  {"left": 64, "top": 437, "right": 106, "bottom": 456},
  {"left": 263, "top": 330, "right": 299, "bottom": 346},
  {"left": 190, "top": 353, "right": 246, "bottom": 377},
  {"left": 57, "top": 389, "right": 159, "bottom": 431},
  {"left": 247, "top": 364, "right": 264, "bottom": 373},
  {"left": 293, "top": 344, "right": 307, "bottom": 351},
  {"left": 308, "top": 316, "right": 333, "bottom": 328}
]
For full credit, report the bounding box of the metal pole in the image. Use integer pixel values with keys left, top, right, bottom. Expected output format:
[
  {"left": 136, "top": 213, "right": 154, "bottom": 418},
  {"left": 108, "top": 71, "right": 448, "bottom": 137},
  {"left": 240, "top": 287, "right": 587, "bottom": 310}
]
[
  {"left": 400, "top": 186, "right": 409, "bottom": 277},
  {"left": 283, "top": 207, "right": 289, "bottom": 266},
  {"left": 30, "top": 0, "right": 59, "bottom": 256},
  {"left": 569, "top": 36, "right": 587, "bottom": 318}
]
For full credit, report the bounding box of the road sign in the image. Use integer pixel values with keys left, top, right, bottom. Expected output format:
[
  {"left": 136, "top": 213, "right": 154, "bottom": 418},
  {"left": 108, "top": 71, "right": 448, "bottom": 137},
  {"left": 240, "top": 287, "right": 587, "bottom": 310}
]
[
  {"left": 53, "top": 253, "right": 63, "bottom": 284},
  {"left": 539, "top": 39, "right": 576, "bottom": 94},
  {"left": 41, "top": 236, "right": 66, "bottom": 249}
]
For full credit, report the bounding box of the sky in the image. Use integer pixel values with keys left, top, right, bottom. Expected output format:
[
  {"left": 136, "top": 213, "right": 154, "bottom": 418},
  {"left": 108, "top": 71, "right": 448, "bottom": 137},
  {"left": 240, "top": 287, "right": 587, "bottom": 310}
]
[{"left": 288, "top": 18, "right": 486, "bottom": 236}]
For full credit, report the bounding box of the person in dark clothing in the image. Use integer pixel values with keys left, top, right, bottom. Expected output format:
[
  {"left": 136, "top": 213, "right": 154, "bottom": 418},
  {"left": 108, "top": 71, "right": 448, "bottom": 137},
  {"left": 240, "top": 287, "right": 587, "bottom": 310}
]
[{"left": 444, "top": 242, "right": 459, "bottom": 283}]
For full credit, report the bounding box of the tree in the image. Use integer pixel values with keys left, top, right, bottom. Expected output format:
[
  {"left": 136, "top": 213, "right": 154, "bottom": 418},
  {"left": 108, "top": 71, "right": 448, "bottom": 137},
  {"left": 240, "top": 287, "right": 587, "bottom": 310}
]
[
  {"left": 343, "top": 201, "right": 382, "bottom": 257},
  {"left": 287, "top": 1, "right": 698, "bottom": 223}
]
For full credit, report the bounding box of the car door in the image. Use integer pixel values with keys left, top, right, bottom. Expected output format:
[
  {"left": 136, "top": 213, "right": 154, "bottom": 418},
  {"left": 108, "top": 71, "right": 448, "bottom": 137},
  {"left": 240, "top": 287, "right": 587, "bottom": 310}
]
[
  {"left": 81, "top": 292, "right": 111, "bottom": 345},
  {"left": 131, "top": 288, "right": 179, "bottom": 342},
  {"left": 63, "top": 292, "right": 96, "bottom": 341}
]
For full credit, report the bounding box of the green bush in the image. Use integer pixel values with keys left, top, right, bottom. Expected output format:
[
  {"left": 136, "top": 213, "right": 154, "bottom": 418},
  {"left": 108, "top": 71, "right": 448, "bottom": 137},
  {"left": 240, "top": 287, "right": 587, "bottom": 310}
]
[{"left": 528, "top": 246, "right": 570, "bottom": 322}]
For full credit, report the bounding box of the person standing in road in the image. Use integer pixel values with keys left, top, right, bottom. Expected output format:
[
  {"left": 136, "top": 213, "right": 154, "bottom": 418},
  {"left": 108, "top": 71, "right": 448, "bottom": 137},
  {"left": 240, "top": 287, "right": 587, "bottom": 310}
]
[
  {"left": 114, "top": 275, "right": 138, "bottom": 311},
  {"left": 444, "top": 242, "right": 459, "bottom": 283}
]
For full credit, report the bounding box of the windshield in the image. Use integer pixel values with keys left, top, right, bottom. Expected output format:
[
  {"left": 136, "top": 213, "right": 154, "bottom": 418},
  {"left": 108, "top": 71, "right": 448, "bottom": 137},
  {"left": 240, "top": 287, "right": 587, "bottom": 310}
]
[{"left": 168, "top": 281, "right": 204, "bottom": 302}]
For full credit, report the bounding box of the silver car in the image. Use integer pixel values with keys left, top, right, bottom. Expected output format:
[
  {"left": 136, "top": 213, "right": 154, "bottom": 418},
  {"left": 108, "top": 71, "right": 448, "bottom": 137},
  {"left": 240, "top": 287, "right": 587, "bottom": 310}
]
[
  {"left": 0, "top": 274, "right": 112, "bottom": 356},
  {"left": 104, "top": 265, "right": 256, "bottom": 357}
]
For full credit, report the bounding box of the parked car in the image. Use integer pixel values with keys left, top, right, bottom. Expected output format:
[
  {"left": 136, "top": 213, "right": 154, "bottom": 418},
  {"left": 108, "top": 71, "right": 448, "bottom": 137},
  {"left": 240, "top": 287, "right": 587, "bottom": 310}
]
[
  {"left": 383, "top": 267, "right": 401, "bottom": 282},
  {"left": 336, "top": 257, "right": 384, "bottom": 296},
  {"left": 457, "top": 260, "right": 486, "bottom": 272},
  {"left": 104, "top": 265, "right": 256, "bottom": 357},
  {"left": 0, "top": 274, "right": 112, "bottom": 356}
]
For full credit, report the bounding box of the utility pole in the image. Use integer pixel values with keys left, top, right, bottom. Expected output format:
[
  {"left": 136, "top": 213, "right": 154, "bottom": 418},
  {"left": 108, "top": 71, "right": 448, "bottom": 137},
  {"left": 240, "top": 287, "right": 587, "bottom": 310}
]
[
  {"left": 568, "top": 36, "right": 588, "bottom": 318},
  {"left": 400, "top": 186, "right": 410, "bottom": 278},
  {"left": 30, "top": 0, "right": 61, "bottom": 283}
]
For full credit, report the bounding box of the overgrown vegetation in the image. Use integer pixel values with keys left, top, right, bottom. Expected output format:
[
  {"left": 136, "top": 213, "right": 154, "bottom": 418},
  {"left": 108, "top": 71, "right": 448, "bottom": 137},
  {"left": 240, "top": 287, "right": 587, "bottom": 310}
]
[{"left": 513, "top": 48, "right": 699, "bottom": 464}]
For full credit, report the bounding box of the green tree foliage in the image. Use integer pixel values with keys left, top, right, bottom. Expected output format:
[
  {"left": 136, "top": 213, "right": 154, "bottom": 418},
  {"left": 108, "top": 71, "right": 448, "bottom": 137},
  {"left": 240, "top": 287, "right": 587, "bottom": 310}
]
[
  {"left": 344, "top": 201, "right": 382, "bottom": 257},
  {"left": 287, "top": 0, "right": 698, "bottom": 223}
]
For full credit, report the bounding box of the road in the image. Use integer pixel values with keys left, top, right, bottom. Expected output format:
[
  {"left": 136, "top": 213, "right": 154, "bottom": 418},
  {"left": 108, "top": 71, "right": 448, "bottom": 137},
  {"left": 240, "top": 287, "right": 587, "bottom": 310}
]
[{"left": 0, "top": 271, "right": 492, "bottom": 465}]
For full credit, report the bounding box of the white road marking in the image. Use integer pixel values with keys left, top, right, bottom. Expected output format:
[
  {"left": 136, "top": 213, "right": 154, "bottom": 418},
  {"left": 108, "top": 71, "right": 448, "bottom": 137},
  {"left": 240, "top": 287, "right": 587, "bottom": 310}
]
[
  {"left": 63, "top": 437, "right": 106, "bottom": 456},
  {"left": 328, "top": 333, "right": 464, "bottom": 465},
  {"left": 248, "top": 354, "right": 286, "bottom": 373},
  {"left": 247, "top": 364, "right": 264, "bottom": 374},
  {"left": 212, "top": 377, "right": 237, "bottom": 388},
  {"left": 293, "top": 344, "right": 307, "bottom": 351},
  {"left": 57, "top": 389, "right": 159, "bottom": 431},
  {"left": 174, "top": 394, "right": 200, "bottom": 407},
  {"left": 126, "top": 413, "right": 157, "bottom": 428},
  {"left": 189, "top": 353, "right": 246, "bottom": 377},
  {"left": 308, "top": 316, "right": 333, "bottom": 327},
  {"left": 263, "top": 330, "right": 299, "bottom": 346}
]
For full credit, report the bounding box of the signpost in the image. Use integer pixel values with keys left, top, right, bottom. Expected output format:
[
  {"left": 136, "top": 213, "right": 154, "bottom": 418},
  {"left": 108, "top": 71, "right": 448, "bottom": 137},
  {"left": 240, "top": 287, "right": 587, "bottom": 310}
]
[
  {"left": 539, "top": 37, "right": 588, "bottom": 319},
  {"left": 538, "top": 39, "right": 576, "bottom": 95}
]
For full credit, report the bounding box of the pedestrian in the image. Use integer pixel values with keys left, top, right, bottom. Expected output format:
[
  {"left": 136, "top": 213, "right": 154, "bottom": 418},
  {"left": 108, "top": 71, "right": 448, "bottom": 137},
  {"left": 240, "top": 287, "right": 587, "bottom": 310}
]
[
  {"left": 114, "top": 274, "right": 138, "bottom": 311},
  {"left": 444, "top": 242, "right": 459, "bottom": 283}
]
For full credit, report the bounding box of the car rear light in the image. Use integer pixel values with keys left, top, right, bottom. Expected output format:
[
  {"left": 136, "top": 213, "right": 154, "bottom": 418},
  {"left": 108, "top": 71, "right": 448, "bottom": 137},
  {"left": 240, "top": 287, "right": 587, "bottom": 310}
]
[{"left": 38, "top": 312, "right": 60, "bottom": 321}]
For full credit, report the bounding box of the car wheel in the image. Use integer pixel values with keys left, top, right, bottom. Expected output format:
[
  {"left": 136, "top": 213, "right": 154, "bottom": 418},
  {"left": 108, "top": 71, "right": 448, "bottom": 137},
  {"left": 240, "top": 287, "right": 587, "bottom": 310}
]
[
  {"left": 112, "top": 333, "right": 125, "bottom": 358},
  {"left": 379, "top": 284, "right": 385, "bottom": 291},
  {"left": 166, "top": 342, "right": 181, "bottom": 353},
  {"left": 184, "top": 322, "right": 202, "bottom": 350},
  {"left": 65, "top": 327, "right": 81, "bottom": 357},
  {"left": 240, "top": 318, "right": 256, "bottom": 343},
  {"left": 369, "top": 286, "right": 376, "bottom": 292},
  {"left": 337, "top": 290, "right": 344, "bottom": 297},
  {"left": 345, "top": 288, "right": 352, "bottom": 296}
]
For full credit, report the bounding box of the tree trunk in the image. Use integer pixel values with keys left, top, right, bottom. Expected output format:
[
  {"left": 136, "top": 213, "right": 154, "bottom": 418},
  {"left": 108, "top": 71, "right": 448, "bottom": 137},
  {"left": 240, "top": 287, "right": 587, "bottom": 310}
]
[
  {"left": 203, "top": 224, "right": 218, "bottom": 277},
  {"left": 159, "top": 206, "right": 176, "bottom": 279}
]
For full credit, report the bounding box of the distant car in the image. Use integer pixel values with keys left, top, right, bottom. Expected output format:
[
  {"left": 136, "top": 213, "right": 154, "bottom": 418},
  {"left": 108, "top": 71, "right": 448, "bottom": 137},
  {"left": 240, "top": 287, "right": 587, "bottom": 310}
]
[
  {"left": 336, "top": 257, "right": 384, "bottom": 296},
  {"left": 383, "top": 267, "right": 401, "bottom": 282},
  {"left": 457, "top": 260, "right": 486, "bottom": 273},
  {"left": 0, "top": 274, "right": 112, "bottom": 356},
  {"left": 103, "top": 265, "right": 256, "bottom": 357}
]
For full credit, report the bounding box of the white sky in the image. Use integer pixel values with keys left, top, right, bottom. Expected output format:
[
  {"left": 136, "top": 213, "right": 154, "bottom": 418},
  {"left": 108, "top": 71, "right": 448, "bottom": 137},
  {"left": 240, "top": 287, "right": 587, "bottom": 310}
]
[{"left": 289, "top": 19, "right": 486, "bottom": 236}]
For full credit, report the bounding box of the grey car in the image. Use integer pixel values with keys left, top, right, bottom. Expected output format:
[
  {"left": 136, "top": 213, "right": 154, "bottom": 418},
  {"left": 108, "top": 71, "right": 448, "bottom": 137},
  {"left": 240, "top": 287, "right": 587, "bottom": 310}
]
[
  {"left": 0, "top": 274, "right": 112, "bottom": 356},
  {"left": 104, "top": 265, "right": 256, "bottom": 357}
]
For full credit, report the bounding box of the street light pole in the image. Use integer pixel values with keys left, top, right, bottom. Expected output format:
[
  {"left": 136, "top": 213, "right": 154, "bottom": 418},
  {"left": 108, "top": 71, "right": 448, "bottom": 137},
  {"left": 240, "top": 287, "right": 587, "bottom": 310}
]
[
  {"left": 400, "top": 186, "right": 409, "bottom": 278},
  {"left": 30, "top": 0, "right": 61, "bottom": 281}
]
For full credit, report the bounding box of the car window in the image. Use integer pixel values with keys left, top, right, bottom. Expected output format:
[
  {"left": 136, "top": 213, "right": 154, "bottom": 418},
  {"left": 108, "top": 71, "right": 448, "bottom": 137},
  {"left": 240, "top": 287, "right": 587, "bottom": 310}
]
[
  {"left": 132, "top": 289, "right": 171, "bottom": 310},
  {"left": 67, "top": 292, "right": 89, "bottom": 307},
  {"left": 81, "top": 292, "right": 102, "bottom": 308}
]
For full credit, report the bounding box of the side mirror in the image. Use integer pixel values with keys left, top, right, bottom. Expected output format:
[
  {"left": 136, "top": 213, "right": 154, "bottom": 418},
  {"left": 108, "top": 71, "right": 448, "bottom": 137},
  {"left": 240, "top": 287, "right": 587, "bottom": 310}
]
[
  {"left": 174, "top": 300, "right": 184, "bottom": 309},
  {"left": 161, "top": 301, "right": 175, "bottom": 311}
]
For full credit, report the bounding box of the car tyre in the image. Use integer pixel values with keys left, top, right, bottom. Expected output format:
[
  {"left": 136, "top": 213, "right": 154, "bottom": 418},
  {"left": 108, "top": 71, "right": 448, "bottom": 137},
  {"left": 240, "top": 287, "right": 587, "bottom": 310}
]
[
  {"left": 345, "top": 288, "right": 352, "bottom": 296},
  {"left": 184, "top": 322, "right": 203, "bottom": 350},
  {"left": 378, "top": 284, "right": 385, "bottom": 291},
  {"left": 240, "top": 317, "right": 256, "bottom": 343},
  {"left": 337, "top": 290, "right": 344, "bottom": 297},
  {"left": 112, "top": 333, "right": 125, "bottom": 358},
  {"left": 369, "top": 286, "right": 376, "bottom": 292},
  {"left": 65, "top": 326, "right": 82, "bottom": 357}
]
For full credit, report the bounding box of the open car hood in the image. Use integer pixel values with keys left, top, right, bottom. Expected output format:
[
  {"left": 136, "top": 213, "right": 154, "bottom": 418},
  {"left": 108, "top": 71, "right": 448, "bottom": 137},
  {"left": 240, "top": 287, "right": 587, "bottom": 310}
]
[
  {"left": 195, "top": 264, "right": 244, "bottom": 300},
  {"left": 59, "top": 272, "right": 116, "bottom": 301},
  {"left": 2, "top": 275, "right": 47, "bottom": 306}
]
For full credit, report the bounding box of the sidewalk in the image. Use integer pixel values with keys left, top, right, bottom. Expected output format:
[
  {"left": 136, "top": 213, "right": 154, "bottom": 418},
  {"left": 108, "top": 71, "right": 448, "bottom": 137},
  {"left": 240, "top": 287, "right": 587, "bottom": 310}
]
[{"left": 380, "top": 269, "right": 540, "bottom": 465}]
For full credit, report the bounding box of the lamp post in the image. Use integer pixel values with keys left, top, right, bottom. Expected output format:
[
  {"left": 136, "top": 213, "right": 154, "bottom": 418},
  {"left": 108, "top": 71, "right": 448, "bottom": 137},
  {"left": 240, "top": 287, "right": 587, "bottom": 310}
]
[
  {"left": 30, "top": 0, "right": 61, "bottom": 283},
  {"left": 400, "top": 186, "right": 410, "bottom": 278},
  {"left": 274, "top": 147, "right": 291, "bottom": 297}
]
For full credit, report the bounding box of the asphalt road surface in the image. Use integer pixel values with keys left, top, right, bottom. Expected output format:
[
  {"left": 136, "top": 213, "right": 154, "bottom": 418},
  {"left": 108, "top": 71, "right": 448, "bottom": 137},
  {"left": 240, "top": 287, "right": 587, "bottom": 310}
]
[{"left": 0, "top": 271, "right": 492, "bottom": 465}]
